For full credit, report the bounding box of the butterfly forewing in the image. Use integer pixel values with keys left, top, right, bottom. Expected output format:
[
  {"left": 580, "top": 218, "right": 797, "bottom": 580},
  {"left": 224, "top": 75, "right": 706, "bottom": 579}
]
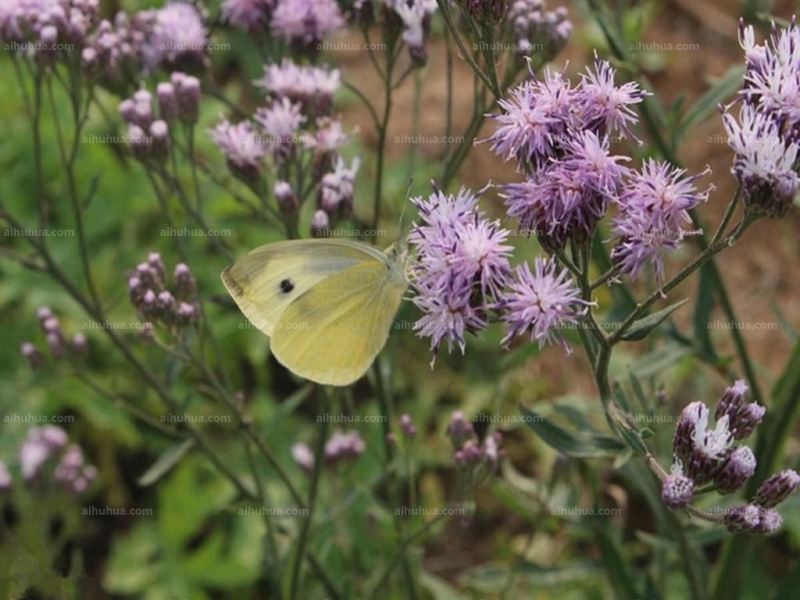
[{"left": 221, "top": 240, "right": 382, "bottom": 336}]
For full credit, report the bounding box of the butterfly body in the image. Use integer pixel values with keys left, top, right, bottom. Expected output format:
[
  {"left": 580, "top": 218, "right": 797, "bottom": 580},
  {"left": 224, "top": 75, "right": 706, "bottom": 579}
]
[{"left": 222, "top": 239, "right": 407, "bottom": 386}]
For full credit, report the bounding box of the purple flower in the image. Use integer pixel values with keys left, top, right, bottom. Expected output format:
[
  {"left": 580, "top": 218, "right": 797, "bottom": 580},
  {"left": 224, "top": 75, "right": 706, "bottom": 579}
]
[
  {"left": 662, "top": 460, "right": 694, "bottom": 509},
  {"left": 722, "top": 104, "right": 800, "bottom": 216},
  {"left": 385, "top": 0, "right": 437, "bottom": 63},
  {"left": 254, "top": 97, "right": 306, "bottom": 159},
  {"left": 409, "top": 186, "right": 512, "bottom": 359},
  {"left": 324, "top": 431, "right": 365, "bottom": 464},
  {"left": 20, "top": 341, "right": 44, "bottom": 368},
  {"left": 19, "top": 426, "right": 68, "bottom": 481},
  {"left": 270, "top": 0, "right": 344, "bottom": 46},
  {"left": 754, "top": 469, "right": 800, "bottom": 508},
  {"left": 612, "top": 160, "right": 712, "bottom": 285},
  {"left": 209, "top": 119, "right": 266, "bottom": 184},
  {"left": 714, "top": 446, "right": 756, "bottom": 494},
  {"left": 724, "top": 503, "right": 763, "bottom": 533},
  {"left": 144, "top": 2, "right": 207, "bottom": 72},
  {"left": 221, "top": 0, "right": 276, "bottom": 33},
  {"left": 291, "top": 442, "right": 315, "bottom": 472},
  {"left": 317, "top": 156, "right": 359, "bottom": 215},
  {"left": 54, "top": 444, "right": 97, "bottom": 493},
  {"left": 500, "top": 257, "right": 592, "bottom": 353},
  {"left": 254, "top": 59, "right": 341, "bottom": 114},
  {"left": 507, "top": 0, "right": 571, "bottom": 59},
  {"left": 577, "top": 58, "right": 649, "bottom": 140},
  {"left": 685, "top": 405, "right": 732, "bottom": 485},
  {"left": 714, "top": 379, "right": 765, "bottom": 440}
]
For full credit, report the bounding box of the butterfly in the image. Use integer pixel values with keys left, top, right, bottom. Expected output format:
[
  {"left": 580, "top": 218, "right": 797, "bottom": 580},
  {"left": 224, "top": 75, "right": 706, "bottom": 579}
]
[{"left": 221, "top": 238, "right": 408, "bottom": 386}]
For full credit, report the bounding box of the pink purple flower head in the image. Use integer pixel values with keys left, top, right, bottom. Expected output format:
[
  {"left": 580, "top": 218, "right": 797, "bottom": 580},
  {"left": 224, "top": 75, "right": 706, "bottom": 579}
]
[
  {"left": 19, "top": 425, "right": 69, "bottom": 480},
  {"left": 291, "top": 442, "right": 315, "bottom": 472},
  {"left": 254, "top": 97, "right": 306, "bottom": 160},
  {"left": 714, "top": 379, "right": 765, "bottom": 440},
  {"left": 221, "top": 0, "right": 276, "bottom": 33},
  {"left": 661, "top": 460, "right": 694, "bottom": 508},
  {"left": 507, "top": 0, "right": 572, "bottom": 60},
  {"left": 324, "top": 430, "right": 365, "bottom": 464},
  {"left": 271, "top": 0, "right": 344, "bottom": 47},
  {"left": 143, "top": 2, "right": 208, "bottom": 72},
  {"left": 209, "top": 119, "right": 266, "bottom": 185},
  {"left": 722, "top": 104, "right": 800, "bottom": 217},
  {"left": 254, "top": 59, "right": 341, "bottom": 115},
  {"left": 611, "top": 161, "right": 712, "bottom": 286},
  {"left": 500, "top": 257, "right": 592, "bottom": 353},
  {"left": 409, "top": 185, "right": 513, "bottom": 360},
  {"left": 317, "top": 156, "right": 359, "bottom": 216},
  {"left": 384, "top": 0, "right": 437, "bottom": 64}
]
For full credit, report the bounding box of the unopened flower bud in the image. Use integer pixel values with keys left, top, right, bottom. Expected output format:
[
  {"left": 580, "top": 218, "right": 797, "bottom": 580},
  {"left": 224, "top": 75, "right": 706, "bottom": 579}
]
[
  {"left": 174, "top": 263, "right": 197, "bottom": 300},
  {"left": 714, "top": 446, "right": 756, "bottom": 494},
  {"left": 70, "top": 333, "right": 88, "bottom": 355},
  {"left": 311, "top": 209, "right": 330, "bottom": 237},
  {"left": 20, "top": 342, "right": 44, "bottom": 368},
  {"left": 128, "top": 124, "right": 151, "bottom": 161},
  {"left": 292, "top": 443, "right": 315, "bottom": 473},
  {"left": 661, "top": 461, "right": 694, "bottom": 508},
  {"left": 172, "top": 72, "right": 200, "bottom": 125},
  {"left": 754, "top": 470, "right": 800, "bottom": 508},
  {"left": 150, "top": 120, "right": 170, "bottom": 161},
  {"left": 273, "top": 180, "right": 298, "bottom": 215},
  {"left": 46, "top": 331, "right": 65, "bottom": 359},
  {"left": 157, "top": 82, "right": 178, "bottom": 122}
]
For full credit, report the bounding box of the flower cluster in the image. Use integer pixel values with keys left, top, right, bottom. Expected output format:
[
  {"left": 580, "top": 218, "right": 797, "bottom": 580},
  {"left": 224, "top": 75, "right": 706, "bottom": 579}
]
[
  {"left": 0, "top": 0, "right": 99, "bottom": 63},
  {"left": 487, "top": 60, "right": 647, "bottom": 250},
  {"left": 127, "top": 253, "right": 200, "bottom": 333},
  {"left": 20, "top": 306, "right": 88, "bottom": 367},
  {"left": 721, "top": 20, "right": 800, "bottom": 217},
  {"left": 211, "top": 57, "right": 357, "bottom": 233},
  {"left": 12, "top": 426, "right": 97, "bottom": 494},
  {"left": 221, "top": 0, "right": 344, "bottom": 49},
  {"left": 446, "top": 412, "right": 504, "bottom": 487},
  {"left": 141, "top": 1, "right": 208, "bottom": 72},
  {"left": 507, "top": 0, "right": 572, "bottom": 61},
  {"left": 408, "top": 185, "right": 512, "bottom": 359},
  {"left": 663, "top": 380, "right": 797, "bottom": 534}
]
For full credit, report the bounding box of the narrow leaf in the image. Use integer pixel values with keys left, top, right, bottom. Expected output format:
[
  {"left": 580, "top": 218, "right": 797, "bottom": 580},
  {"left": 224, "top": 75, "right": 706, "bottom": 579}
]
[
  {"left": 520, "top": 405, "right": 624, "bottom": 458},
  {"left": 679, "top": 65, "right": 745, "bottom": 134},
  {"left": 621, "top": 299, "right": 688, "bottom": 342},
  {"left": 137, "top": 439, "right": 195, "bottom": 487}
]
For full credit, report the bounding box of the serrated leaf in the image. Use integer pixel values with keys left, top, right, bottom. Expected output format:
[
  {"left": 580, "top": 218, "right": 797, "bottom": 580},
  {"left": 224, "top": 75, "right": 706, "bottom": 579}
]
[
  {"left": 679, "top": 65, "right": 745, "bottom": 134},
  {"left": 519, "top": 405, "right": 624, "bottom": 458},
  {"left": 620, "top": 299, "right": 688, "bottom": 342},
  {"left": 137, "top": 438, "right": 194, "bottom": 487}
]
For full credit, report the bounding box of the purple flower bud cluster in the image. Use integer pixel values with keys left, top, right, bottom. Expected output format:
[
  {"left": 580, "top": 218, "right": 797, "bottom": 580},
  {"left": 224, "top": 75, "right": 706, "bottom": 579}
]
[
  {"left": 382, "top": 0, "right": 437, "bottom": 65},
  {"left": 254, "top": 59, "right": 341, "bottom": 117},
  {"left": 446, "top": 413, "right": 504, "bottom": 485},
  {"left": 507, "top": 0, "right": 571, "bottom": 61},
  {"left": 408, "top": 185, "right": 513, "bottom": 359},
  {"left": 271, "top": 0, "right": 344, "bottom": 49},
  {"left": 487, "top": 60, "right": 648, "bottom": 250},
  {"left": 128, "top": 253, "right": 200, "bottom": 333},
  {"left": 141, "top": 2, "right": 208, "bottom": 73},
  {"left": 324, "top": 430, "right": 366, "bottom": 464},
  {"left": 664, "top": 380, "right": 797, "bottom": 534},
  {"left": 399, "top": 414, "right": 417, "bottom": 439},
  {"left": 119, "top": 73, "right": 198, "bottom": 162},
  {"left": 0, "top": 0, "right": 99, "bottom": 63},
  {"left": 461, "top": 0, "right": 508, "bottom": 27},
  {"left": 721, "top": 20, "right": 800, "bottom": 217},
  {"left": 210, "top": 120, "right": 267, "bottom": 187},
  {"left": 314, "top": 156, "right": 359, "bottom": 232},
  {"left": 16, "top": 426, "right": 96, "bottom": 493},
  {"left": 20, "top": 306, "right": 89, "bottom": 367}
]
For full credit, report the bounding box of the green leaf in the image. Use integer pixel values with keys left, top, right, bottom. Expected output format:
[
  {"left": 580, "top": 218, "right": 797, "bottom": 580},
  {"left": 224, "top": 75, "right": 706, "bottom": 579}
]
[
  {"left": 595, "top": 528, "right": 643, "bottom": 599},
  {"left": 620, "top": 299, "right": 688, "bottom": 342},
  {"left": 679, "top": 65, "right": 746, "bottom": 134},
  {"left": 694, "top": 264, "right": 717, "bottom": 357},
  {"left": 519, "top": 405, "right": 624, "bottom": 458},
  {"left": 137, "top": 439, "right": 195, "bottom": 487}
]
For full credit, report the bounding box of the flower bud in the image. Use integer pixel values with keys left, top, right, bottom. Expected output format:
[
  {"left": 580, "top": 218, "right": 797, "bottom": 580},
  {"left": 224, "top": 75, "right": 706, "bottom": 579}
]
[
  {"left": 724, "top": 504, "right": 761, "bottom": 533},
  {"left": 150, "top": 120, "right": 171, "bottom": 161},
  {"left": 273, "top": 180, "right": 298, "bottom": 216},
  {"left": 157, "top": 82, "right": 178, "bottom": 122},
  {"left": 754, "top": 470, "right": 800, "bottom": 508},
  {"left": 661, "top": 461, "right": 694, "bottom": 509},
  {"left": 174, "top": 263, "right": 197, "bottom": 300},
  {"left": 714, "top": 446, "right": 756, "bottom": 494},
  {"left": 128, "top": 124, "right": 151, "bottom": 162},
  {"left": 20, "top": 342, "right": 44, "bottom": 368},
  {"left": 292, "top": 443, "right": 315, "bottom": 473},
  {"left": 311, "top": 209, "right": 330, "bottom": 237},
  {"left": 46, "top": 331, "right": 65, "bottom": 359},
  {"left": 70, "top": 333, "right": 88, "bottom": 355}
]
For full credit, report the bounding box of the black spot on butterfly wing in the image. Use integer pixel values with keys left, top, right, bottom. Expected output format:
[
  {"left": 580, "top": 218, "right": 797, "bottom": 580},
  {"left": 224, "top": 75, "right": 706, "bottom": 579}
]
[{"left": 280, "top": 278, "right": 295, "bottom": 294}]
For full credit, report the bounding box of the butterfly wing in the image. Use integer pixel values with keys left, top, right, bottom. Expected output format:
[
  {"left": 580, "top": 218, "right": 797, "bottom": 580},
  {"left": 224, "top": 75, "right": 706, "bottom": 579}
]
[
  {"left": 221, "top": 239, "right": 386, "bottom": 336},
  {"left": 270, "top": 259, "right": 406, "bottom": 386}
]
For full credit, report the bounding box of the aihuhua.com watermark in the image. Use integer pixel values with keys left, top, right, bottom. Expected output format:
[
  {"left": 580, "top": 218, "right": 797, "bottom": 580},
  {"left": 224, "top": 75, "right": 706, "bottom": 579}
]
[
  {"left": 707, "top": 319, "right": 778, "bottom": 331},
  {"left": 316, "top": 413, "right": 387, "bottom": 424},
  {"left": 4, "top": 413, "right": 75, "bottom": 424},
  {"left": 393, "top": 134, "right": 466, "bottom": 145},
  {"left": 316, "top": 40, "right": 387, "bottom": 51},
  {"left": 238, "top": 506, "right": 309, "bottom": 517},
  {"left": 159, "top": 42, "right": 231, "bottom": 52},
  {"left": 3, "top": 41, "right": 75, "bottom": 52},
  {"left": 550, "top": 506, "right": 622, "bottom": 516},
  {"left": 82, "top": 506, "right": 154, "bottom": 516},
  {"left": 628, "top": 41, "right": 700, "bottom": 51},
  {"left": 82, "top": 320, "right": 149, "bottom": 331},
  {"left": 394, "top": 506, "right": 467, "bottom": 517},
  {"left": 315, "top": 227, "right": 388, "bottom": 238},
  {"left": 160, "top": 413, "right": 232, "bottom": 424},
  {"left": 625, "top": 413, "right": 675, "bottom": 424},
  {"left": 472, "top": 41, "right": 533, "bottom": 52},
  {"left": 81, "top": 133, "right": 152, "bottom": 145},
  {"left": 4, "top": 227, "right": 74, "bottom": 237},
  {"left": 238, "top": 320, "right": 309, "bottom": 331},
  {"left": 471, "top": 413, "right": 543, "bottom": 424},
  {"left": 160, "top": 227, "right": 232, "bottom": 237}
]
